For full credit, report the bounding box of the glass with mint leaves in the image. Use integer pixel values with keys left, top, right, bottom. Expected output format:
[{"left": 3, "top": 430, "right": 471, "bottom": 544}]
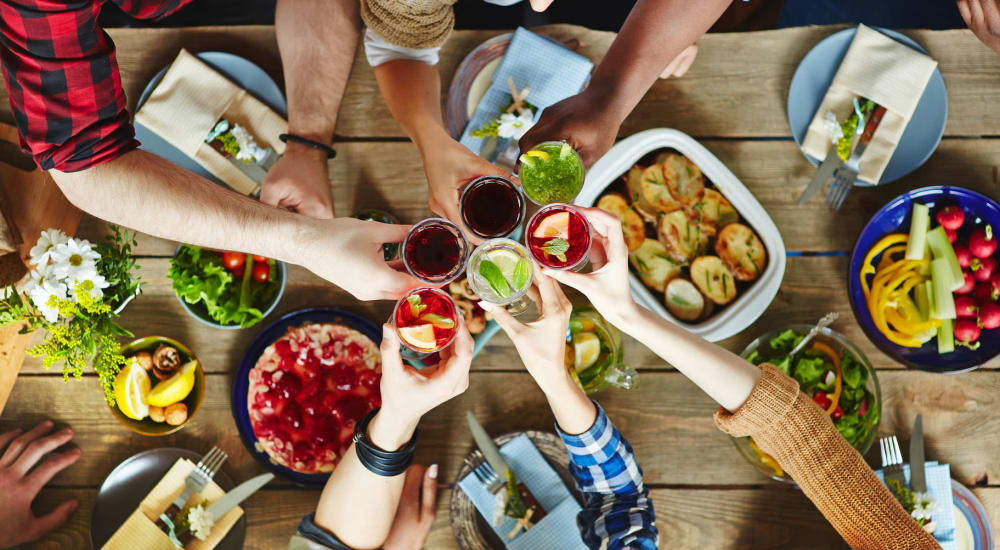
[
  {"left": 518, "top": 141, "right": 585, "bottom": 205},
  {"left": 467, "top": 239, "right": 534, "bottom": 315}
]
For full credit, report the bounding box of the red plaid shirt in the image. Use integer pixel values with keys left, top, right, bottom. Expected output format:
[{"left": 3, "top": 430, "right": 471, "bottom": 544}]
[{"left": 0, "top": 0, "right": 194, "bottom": 171}]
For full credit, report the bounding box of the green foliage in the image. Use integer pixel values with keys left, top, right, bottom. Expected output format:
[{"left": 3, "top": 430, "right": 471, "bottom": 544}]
[
  {"left": 836, "top": 98, "right": 875, "bottom": 161},
  {"left": 470, "top": 119, "right": 502, "bottom": 138},
  {"left": 95, "top": 225, "right": 142, "bottom": 310},
  {"left": 503, "top": 469, "right": 529, "bottom": 520}
]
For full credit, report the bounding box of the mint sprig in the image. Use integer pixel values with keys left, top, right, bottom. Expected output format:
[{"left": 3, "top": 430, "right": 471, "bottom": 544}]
[
  {"left": 407, "top": 294, "right": 427, "bottom": 317},
  {"left": 542, "top": 238, "right": 570, "bottom": 263},
  {"left": 479, "top": 260, "right": 511, "bottom": 299},
  {"left": 512, "top": 258, "right": 531, "bottom": 290}
]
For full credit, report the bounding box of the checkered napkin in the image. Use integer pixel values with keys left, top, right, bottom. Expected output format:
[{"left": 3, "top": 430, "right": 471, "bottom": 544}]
[
  {"left": 457, "top": 434, "right": 588, "bottom": 549},
  {"left": 875, "top": 461, "right": 957, "bottom": 549},
  {"left": 459, "top": 27, "right": 593, "bottom": 155}
]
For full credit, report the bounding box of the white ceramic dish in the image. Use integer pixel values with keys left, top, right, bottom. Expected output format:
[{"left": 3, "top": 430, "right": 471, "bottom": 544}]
[{"left": 576, "top": 129, "right": 786, "bottom": 342}]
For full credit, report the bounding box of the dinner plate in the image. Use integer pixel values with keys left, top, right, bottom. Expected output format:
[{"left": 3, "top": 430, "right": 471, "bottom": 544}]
[
  {"left": 787, "top": 26, "right": 948, "bottom": 185},
  {"left": 952, "top": 479, "right": 996, "bottom": 550},
  {"left": 134, "top": 51, "right": 288, "bottom": 189},
  {"left": 232, "top": 307, "right": 382, "bottom": 486},
  {"left": 446, "top": 33, "right": 513, "bottom": 140},
  {"left": 90, "top": 447, "right": 245, "bottom": 549}
]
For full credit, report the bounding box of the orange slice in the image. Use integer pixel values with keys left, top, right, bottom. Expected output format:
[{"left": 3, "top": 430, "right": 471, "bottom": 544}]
[
  {"left": 532, "top": 212, "right": 570, "bottom": 239},
  {"left": 399, "top": 324, "right": 437, "bottom": 350}
]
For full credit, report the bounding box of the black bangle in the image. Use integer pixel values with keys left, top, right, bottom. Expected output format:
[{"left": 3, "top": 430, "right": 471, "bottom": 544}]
[
  {"left": 279, "top": 133, "right": 337, "bottom": 159},
  {"left": 353, "top": 408, "right": 416, "bottom": 477}
]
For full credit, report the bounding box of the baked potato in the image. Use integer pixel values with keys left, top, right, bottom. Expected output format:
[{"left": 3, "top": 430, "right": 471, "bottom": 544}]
[
  {"left": 597, "top": 193, "right": 630, "bottom": 219},
  {"left": 621, "top": 208, "right": 646, "bottom": 252},
  {"left": 657, "top": 210, "right": 710, "bottom": 265},
  {"left": 641, "top": 164, "right": 682, "bottom": 213},
  {"left": 690, "top": 256, "right": 737, "bottom": 305},
  {"left": 715, "top": 223, "right": 766, "bottom": 281},
  {"left": 629, "top": 239, "right": 681, "bottom": 293},
  {"left": 695, "top": 189, "right": 738, "bottom": 229},
  {"left": 664, "top": 278, "right": 706, "bottom": 322},
  {"left": 625, "top": 165, "right": 658, "bottom": 222},
  {"left": 662, "top": 153, "right": 705, "bottom": 207}
]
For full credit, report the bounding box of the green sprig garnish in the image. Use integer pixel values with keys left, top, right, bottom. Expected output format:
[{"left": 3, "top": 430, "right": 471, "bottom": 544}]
[
  {"left": 479, "top": 260, "right": 511, "bottom": 299},
  {"left": 542, "top": 238, "right": 570, "bottom": 263}
]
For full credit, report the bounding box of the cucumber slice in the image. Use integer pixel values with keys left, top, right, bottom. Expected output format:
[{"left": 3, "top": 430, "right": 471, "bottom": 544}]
[{"left": 905, "top": 203, "right": 930, "bottom": 260}]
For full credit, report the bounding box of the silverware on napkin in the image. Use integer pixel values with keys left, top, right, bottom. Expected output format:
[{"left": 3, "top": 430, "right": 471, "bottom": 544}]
[
  {"left": 466, "top": 412, "right": 547, "bottom": 523},
  {"left": 910, "top": 414, "right": 927, "bottom": 494},
  {"left": 155, "top": 447, "right": 228, "bottom": 532},
  {"left": 797, "top": 147, "right": 843, "bottom": 205}
]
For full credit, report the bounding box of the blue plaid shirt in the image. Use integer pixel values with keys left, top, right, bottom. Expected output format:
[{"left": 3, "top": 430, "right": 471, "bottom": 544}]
[{"left": 556, "top": 403, "right": 658, "bottom": 550}]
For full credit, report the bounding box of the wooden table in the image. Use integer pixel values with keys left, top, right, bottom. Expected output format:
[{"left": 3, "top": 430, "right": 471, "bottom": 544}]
[{"left": 2, "top": 24, "right": 1000, "bottom": 549}]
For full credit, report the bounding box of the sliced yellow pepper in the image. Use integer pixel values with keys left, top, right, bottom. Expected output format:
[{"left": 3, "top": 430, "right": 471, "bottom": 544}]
[
  {"left": 876, "top": 244, "right": 908, "bottom": 271},
  {"left": 860, "top": 233, "right": 908, "bottom": 297},
  {"left": 885, "top": 308, "right": 942, "bottom": 335},
  {"left": 748, "top": 438, "right": 784, "bottom": 478},
  {"left": 810, "top": 341, "right": 842, "bottom": 415}
]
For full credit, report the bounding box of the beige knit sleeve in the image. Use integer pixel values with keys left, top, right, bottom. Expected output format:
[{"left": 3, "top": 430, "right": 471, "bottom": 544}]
[
  {"left": 360, "top": 0, "right": 457, "bottom": 49},
  {"left": 715, "top": 364, "right": 940, "bottom": 550}
]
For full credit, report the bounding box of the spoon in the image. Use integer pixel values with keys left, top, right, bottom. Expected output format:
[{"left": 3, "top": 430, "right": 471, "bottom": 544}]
[{"left": 788, "top": 312, "right": 840, "bottom": 358}]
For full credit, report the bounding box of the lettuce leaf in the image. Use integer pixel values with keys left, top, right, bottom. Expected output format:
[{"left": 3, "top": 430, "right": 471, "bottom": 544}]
[
  {"left": 167, "top": 246, "right": 278, "bottom": 328},
  {"left": 769, "top": 329, "right": 804, "bottom": 354}
]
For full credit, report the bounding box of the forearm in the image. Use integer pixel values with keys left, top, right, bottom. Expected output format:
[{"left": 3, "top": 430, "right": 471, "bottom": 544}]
[
  {"left": 588, "top": 0, "right": 730, "bottom": 124},
  {"left": 50, "top": 150, "right": 314, "bottom": 263},
  {"left": 374, "top": 60, "right": 450, "bottom": 153},
  {"left": 314, "top": 410, "right": 417, "bottom": 549},
  {"left": 535, "top": 366, "right": 597, "bottom": 436}
]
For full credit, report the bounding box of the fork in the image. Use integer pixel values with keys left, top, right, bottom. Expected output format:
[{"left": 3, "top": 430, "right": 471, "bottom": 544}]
[
  {"left": 472, "top": 460, "right": 504, "bottom": 494},
  {"left": 879, "top": 435, "right": 907, "bottom": 491},
  {"left": 157, "top": 446, "right": 228, "bottom": 529},
  {"left": 826, "top": 104, "right": 887, "bottom": 210}
]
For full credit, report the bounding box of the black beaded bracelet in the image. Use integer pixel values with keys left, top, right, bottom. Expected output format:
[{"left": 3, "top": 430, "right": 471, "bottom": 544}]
[
  {"left": 278, "top": 133, "right": 337, "bottom": 159},
  {"left": 353, "top": 408, "right": 417, "bottom": 477}
]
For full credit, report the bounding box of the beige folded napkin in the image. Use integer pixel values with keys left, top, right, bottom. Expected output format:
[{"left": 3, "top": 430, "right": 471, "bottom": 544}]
[
  {"left": 101, "top": 458, "right": 243, "bottom": 550},
  {"left": 801, "top": 25, "right": 938, "bottom": 184},
  {"left": 135, "top": 49, "right": 287, "bottom": 195}
]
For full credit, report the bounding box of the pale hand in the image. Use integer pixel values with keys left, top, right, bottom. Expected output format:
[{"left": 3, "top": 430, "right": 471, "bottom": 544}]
[
  {"left": 261, "top": 142, "right": 335, "bottom": 219},
  {"left": 660, "top": 44, "right": 699, "bottom": 78},
  {"left": 958, "top": 0, "right": 1000, "bottom": 56},
  {"left": 0, "top": 421, "right": 81, "bottom": 549},
  {"left": 383, "top": 464, "right": 438, "bottom": 550},
  {"left": 518, "top": 89, "right": 621, "bottom": 168}
]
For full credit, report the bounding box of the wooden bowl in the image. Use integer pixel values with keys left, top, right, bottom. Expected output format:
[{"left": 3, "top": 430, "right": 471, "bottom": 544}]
[{"left": 108, "top": 336, "right": 205, "bottom": 436}]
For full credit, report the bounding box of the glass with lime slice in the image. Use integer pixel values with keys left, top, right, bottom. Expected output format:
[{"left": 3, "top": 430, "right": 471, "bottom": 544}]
[
  {"left": 466, "top": 238, "right": 534, "bottom": 315},
  {"left": 517, "top": 141, "right": 585, "bottom": 205}
]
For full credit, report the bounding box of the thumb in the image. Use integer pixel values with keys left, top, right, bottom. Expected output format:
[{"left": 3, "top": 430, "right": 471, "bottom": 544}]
[
  {"left": 380, "top": 324, "right": 405, "bottom": 375},
  {"left": 29, "top": 499, "right": 77, "bottom": 541},
  {"left": 371, "top": 221, "right": 412, "bottom": 245},
  {"left": 480, "top": 301, "right": 521, "bottom": 335}
]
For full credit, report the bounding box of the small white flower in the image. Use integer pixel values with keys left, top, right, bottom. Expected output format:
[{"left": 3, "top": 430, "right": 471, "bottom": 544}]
[
  {"left": 492, "top": 486, "right": 508, "bottom": 526},
  {"left": 497, "top": 109, "right": 535, "bottom": 141},
  {"left": 28, "top": 229, "right": 69, "bottom": 266},
  {"left": 187, "top": 504, "right": 215, "bottom": 541},
  {"left": 50, "top": 239, "right": 100, "bottom": 282},
  {"left": 25, "top": 265, "right": 67, "bottom": 323},
  {"left": 69, "top": 272, "right": 109, "bottom": 302},
  {"left": 823, "top": 111, "right": 842, "bottom": 145},
  {"left": 910, "top": 492, "right": 939, "bottom": 521}
]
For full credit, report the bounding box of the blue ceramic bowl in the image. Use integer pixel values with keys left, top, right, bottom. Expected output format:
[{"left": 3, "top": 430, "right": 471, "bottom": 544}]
[
  {"left": 232, "top": 307, "right": 382, "bottom": 486},
  {"left": 848, "top": 186, "right": 1000, "bottom": 373}
]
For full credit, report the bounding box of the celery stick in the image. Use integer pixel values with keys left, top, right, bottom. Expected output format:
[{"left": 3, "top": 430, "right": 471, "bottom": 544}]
[
  {"left": 937, "top": 318, "right": 954, "bottom": 354},
  {"left": 905, "top": 203, "right": 930, "bottom": 259},
  {"left": 927, "top": 226, "right": 963, "bottom": 291},
  {"left": 931, "top": 258, "right": 956, "bottom": 319},
  {"left": 915, "top": 281, "right": 931, "bottom": 321},
  {"left": 925, "top": 280, "right": 938, "bottom": 319}
]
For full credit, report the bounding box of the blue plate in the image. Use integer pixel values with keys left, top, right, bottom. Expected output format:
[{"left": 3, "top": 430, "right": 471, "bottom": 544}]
[
  {"left": 134, "top": 51, "right": 287, "bottom": 189},
  {"left": 788, "top": 27, "right": 948, "bottom": 185},
  {"left": 848, "top": 186, "right": 1000, "bottom": 373},
  {"left": 232, "top": 307, "right": 382, "bottom": 486},
  {"left": 952, "top": 479, "right": 996, "bottom": 550}
]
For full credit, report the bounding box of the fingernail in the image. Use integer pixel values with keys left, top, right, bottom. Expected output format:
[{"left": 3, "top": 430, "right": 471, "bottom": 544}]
[
  {"left": 42, "top": 420, "right": 53, "bottom": 428},
  {"left": 69, "top": 500, "right": 79, "bottom": 512},
  {"left": 478, "top": 301, "right": 494, "bottom": 312},
  {"left": 427, "top": 463, "right": 439, "bottom": 480},
  {"left": 61, "top": 428, "right": 73, "bottom": 437}
]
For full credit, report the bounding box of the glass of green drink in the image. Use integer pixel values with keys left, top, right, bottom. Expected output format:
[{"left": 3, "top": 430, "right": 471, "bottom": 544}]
[
  {"left": 518, "top": 141, "right": 585, "bottom": 205},
  {"left": 466, "top": 239, "right": 534, "bottom": 316}
]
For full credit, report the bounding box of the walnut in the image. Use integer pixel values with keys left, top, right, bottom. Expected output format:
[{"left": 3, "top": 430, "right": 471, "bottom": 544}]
[
  {"left": 149, "top": 405, "right": 165, "bottom": 423},
  {"left": 448, "top": 278, "right": 480, "bottom": 301},
  {"left": 152, "top": 345, "right": 181, "bottom": 380},
  {"left": 132, "top": 351, "right": 153, "bottom": 371},
  {"left": 164, "top": 403, "right": 188, "bottom": 426},
  {"left": 454, "top": 299, "right": 487, "bottom": 334}
]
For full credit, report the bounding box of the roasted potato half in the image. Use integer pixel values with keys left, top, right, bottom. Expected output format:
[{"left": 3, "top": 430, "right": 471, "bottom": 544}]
[
  {"left": 641, "top": 164, "right": 683, "bottom": 213},
  {"left": 625, "top": 165, "right": 658, "bottom": 222},
  {"left": 629, "top": 239, "right": 681, "bottom": 293},
  {"left": 597, "top": 193, "right": 630, "bottom": 219},
  {"left": 657, "top": 210, "right": 710, "bottom": 265},
  {"left": 622, "top": 208, "right": 646, "bottom": 252},
  {"left": 715, "top": 223, "right": 766, "bottom": 281},
  {"left": 690, "top": 255, "right": 737, "bottom": 305},
  {"left": 662, "top": 153, "right": 705, "bottom": 207},
  {"left": 695, "top": 189, "right": 739, "bottom": 229},
  {"left": 664, "top": 278, "right": 706, "bottom": 322}
]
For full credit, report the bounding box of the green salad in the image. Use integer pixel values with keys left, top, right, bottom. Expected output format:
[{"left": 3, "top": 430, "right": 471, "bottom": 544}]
[
  {"left": 168, "top": 245, "right": 280, "bottom": 328},
  {"left": 746, "top": 329, "right": 880, "bottom": 449}
]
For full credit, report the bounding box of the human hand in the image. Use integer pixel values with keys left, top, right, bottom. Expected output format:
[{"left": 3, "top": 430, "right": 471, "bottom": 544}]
[
  {"left": 0, "top": 421, "right": 81, "bottom": 549},
  {"left": 958, "top": 0, "right": 1000, "bottom": 56},
  {"left": 369, "top": 318, "right": 474, "bottom": 449},
  {"left": 261, "top": 142, "right": 335, "bottom": 219},
  {"left": 383, "top": 464, "right": 438, "bottom": 550},
  {"left": 518, "top": 89, "right": 621, "bottom": 168},
  {"left": 659, "top": 44, "right": 699, "bottom": 78}
]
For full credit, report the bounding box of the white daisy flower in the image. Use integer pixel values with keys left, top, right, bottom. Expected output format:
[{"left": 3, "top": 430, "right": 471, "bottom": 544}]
[
  {"left": 69, "top": 272, "right": 110, "bottom": 302},
  {"left": 187, "top": 504, "right": 215, "bottom": 541},
  {"left": 497, "top": 109, "right": 535, "bottom": 141},
  {"left": 823, "top": 111, "right": 842, "bottom": 144},
  {"left": 25, "top": 265, "right": 68, "bottom": 323},
  {"left": 50, "top": 239, "right": 100, "bottom": 282},
  {"left": 28, "top": 229, "right": 69, "bottom": 266},
  {"left": 910, "top": 492, "right": 939, "bottom": 521}
]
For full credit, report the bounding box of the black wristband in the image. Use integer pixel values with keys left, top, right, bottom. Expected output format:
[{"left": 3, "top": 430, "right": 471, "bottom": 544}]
[
  {"left": 353, "top": 408, "right": 416, "bottom": 477},
  {"left": 279, "top": 133, "right": 337, "bottom": 159}
]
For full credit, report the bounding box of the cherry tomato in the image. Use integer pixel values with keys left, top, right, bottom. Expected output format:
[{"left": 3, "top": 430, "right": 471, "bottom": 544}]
[
  {"left": 252, "top": 262, "right": 270, "bottom": 283},
  {"left": 231, "top": 264, "right": 245, "bottom": 279},
  {"left": 222, "top": 251, "right": 245, "bottom": 270},
  {"left": 831, "top": 407, "right": 844, "bottom": 421},
  {"left": 252, "top": 254, "right": 268, "bottom": 263},
  {"left": 812, "top": 391, "right": 831, "bottom": 410}
]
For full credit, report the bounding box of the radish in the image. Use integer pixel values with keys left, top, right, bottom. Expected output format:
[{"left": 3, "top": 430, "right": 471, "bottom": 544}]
[
  {"left": 980, "top": 302, "right": 1000, "bottom": 330},
  {"left": 954, "top": 243, "right": 973, "bottom": 268},
  {"left": 974, "top": 283, "right": 998, "bottom": 303},
  {"left": 857, "top": 397, "right": 869, "bottom": 418},
  {"left": 935, "top": 205, "right": 965, "bottom": 231},
  {"left": 955, "top": 271, "right": 977, "bottom": 295},
  {"left": 812, "top": 391, "right": 831, "bottom": 409},
  {"left": 971, "top": 257, "right": 996, "bottom": 282},
  {"left": 946, "top": 228, "right": 958, "bottom": 243},
  {"left": 992, "top": 273, "right": 1000, "bottom": 295},
  {"left": 969, "top": 225, "right": 996, "bottom": 258},
  {"left": 955, "top": 295, "right": 979, "bottom": 318},
  {"left": 823, "top": 371, "right": 836, "bottom": 386},
  {"left": 954, "top": 318, "right": 981, "bottom": 344}
]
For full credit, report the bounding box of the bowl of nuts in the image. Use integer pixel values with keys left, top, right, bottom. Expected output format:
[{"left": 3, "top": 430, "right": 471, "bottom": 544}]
[{"left": 109, "top": 336, "right": 205, "bottom": 436}]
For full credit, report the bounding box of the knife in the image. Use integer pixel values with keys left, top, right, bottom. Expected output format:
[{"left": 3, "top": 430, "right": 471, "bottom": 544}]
[
  {"left": 466, "top": 412, "right": 546, "bottom": 522},
  {"left": 910, "top": 414, "right": 926, "bottom": 494},
  {"left": 796, "top": 147, "right": 843, "bottom": 205},
  {"left": 171, "top": 473, "right": 274, "bottom": 544}
]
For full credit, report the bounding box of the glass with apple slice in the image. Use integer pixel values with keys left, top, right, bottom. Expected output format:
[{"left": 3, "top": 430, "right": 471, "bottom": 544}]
[
  {"left": 393, "top": 287, "right": 460, "bottom": 353},
  {"left": 526, "top": 204, "right": 592, "bottom": 271}
]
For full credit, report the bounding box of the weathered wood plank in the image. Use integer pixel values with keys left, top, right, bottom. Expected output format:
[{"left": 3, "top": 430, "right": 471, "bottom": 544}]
[{"left": 4, "top": 371, "right": 1000, "bottom": 489}]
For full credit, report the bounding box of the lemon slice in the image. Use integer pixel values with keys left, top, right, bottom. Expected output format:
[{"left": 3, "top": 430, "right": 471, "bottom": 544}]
[
  {"left": 532, "top": 211, "right": 570, "bottom": 239},
  {"left": 114, "top": 359, "right": 151, "bottom": 420},
  {"left": 485, "top": 249, "right": 521, "bottom": 281},
  {"left": 147, "top": 360, "right": 198, "bottom": 407},
  {"left": 525, "top": 149, "right": 551, "bottom": 162},
  {"left": 399, "top": 324, "right": 437, "bottom": 351},
  {"left": 573, "top": 332, "right": 601, "bottom": 372}
]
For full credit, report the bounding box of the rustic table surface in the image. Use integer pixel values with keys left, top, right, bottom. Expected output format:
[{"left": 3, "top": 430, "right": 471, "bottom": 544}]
[{"left": 2, "top": 23, "right": 1000, "bottom": 550}]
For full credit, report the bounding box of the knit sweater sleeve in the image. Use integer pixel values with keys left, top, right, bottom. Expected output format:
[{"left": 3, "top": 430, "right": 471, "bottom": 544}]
[
  {"left": 715, "top": 363, "right": 940, "bottom": 550},
  {"left": 360, "top": 0, "right": 457, "bottom": 50}
]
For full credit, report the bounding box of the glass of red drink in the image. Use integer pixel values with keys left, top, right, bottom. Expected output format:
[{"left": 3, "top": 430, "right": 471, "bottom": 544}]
[
  {"left": 402, "top": 218, "right": 469, "bottom": 285},
  {"left": 460, "top": 176, "right": 525, "bottom": 239},
  {"left": 392, "top": 287, "right": 460, "bottom": 353},
  {"left": 526, "top": 204, "right": 592, "bottom": 271}
]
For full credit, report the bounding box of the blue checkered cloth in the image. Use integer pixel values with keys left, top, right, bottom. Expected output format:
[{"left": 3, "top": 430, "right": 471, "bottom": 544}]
[{"left": 556, "top": 403, "right": 658, "bottom": 550}]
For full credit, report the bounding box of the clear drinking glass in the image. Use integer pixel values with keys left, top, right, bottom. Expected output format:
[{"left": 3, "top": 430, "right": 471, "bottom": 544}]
[{"left": 466, "top": 238, "right": 534, "bottom": 316}]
